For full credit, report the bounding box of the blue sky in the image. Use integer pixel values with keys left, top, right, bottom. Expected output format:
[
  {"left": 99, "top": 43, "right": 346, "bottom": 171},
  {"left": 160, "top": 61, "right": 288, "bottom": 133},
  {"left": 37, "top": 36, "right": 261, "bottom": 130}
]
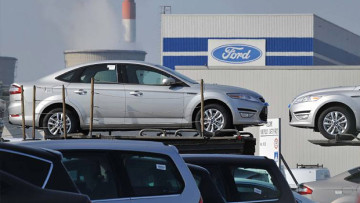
[{"left": 1, "top": 0, "right": 360, "bottom": 81}]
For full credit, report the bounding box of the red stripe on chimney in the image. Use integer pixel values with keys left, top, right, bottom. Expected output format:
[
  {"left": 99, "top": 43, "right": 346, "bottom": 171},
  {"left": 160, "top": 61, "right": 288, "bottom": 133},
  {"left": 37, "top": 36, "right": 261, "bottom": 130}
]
[{"left": 122, "top": 0, "right": 136, "bottom": 19}]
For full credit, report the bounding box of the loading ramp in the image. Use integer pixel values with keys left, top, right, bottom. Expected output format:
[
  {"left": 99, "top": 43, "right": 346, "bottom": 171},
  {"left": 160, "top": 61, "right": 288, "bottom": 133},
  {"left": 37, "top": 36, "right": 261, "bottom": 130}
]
[{"left": 309, "top": 134, "right": 360, "bottom": 147}]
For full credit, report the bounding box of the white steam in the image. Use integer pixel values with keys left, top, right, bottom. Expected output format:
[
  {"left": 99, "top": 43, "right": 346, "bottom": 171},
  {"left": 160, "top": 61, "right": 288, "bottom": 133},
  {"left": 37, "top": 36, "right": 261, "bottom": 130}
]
[{"left": 36, "top": 0, "right": 140, "bottom": 50}]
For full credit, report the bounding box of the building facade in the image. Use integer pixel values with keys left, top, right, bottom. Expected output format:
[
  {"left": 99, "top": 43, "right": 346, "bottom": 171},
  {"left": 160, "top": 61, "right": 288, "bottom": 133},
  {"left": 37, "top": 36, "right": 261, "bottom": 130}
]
[
  {"left": 177, "top": 65, "right": 360, "bottom": 175},
  {"left": 161, "top": 14, "right": 360, "bottom": 69}
]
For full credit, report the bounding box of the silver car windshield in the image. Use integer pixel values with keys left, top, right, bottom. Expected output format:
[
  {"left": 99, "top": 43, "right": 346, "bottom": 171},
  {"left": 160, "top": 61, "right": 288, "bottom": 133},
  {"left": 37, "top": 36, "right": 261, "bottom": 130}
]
[{"left": 155, "top": 65, "right": 198, "bottom": 84}]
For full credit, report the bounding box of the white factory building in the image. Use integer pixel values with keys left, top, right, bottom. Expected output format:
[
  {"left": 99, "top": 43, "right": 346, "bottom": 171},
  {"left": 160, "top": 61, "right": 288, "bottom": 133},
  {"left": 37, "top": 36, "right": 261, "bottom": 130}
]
[
  {"left": 161, "top": 14, "right": 360, "bottom": 69},
  {"left": 162, "top": 14, "right": 360, "bottom": 175}
]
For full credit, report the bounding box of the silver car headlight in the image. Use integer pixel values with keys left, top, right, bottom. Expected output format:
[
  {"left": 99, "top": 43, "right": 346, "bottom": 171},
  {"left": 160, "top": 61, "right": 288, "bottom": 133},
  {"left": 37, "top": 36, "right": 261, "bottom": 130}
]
[
  {"left": 227, "top": 93, "right": 260, "bottom": 102},
  {"left": 293, "top": 95, "right": 322, "bottom": 104}
]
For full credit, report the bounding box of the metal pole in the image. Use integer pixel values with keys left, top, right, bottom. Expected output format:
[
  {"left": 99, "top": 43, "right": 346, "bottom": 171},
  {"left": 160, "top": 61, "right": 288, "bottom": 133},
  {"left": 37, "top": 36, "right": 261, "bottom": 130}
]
[
  {"left": 20, "top": 85, "right": 26, "bottom": 140},
  {"left": 200, "top": 79, "right": 204, "bottom": 137},
  {"left": 32, "top": 85, "right": 36, "bottom": 140},
  {"left": 62, "top": 85, "right": 67, "bottom": 139},
  {"left": 89, "top": 77, "right": 94, "bottom": 136},
  {"left": 281, "top": 153, "right": 299, "bottom": 186}
]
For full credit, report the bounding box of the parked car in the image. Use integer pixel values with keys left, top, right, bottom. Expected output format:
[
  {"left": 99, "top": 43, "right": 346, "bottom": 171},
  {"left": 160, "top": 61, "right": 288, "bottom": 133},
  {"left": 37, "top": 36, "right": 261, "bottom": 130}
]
[
  {"left": 297, "top": 166, "right": 360, "bottom": 203},
  {"left": 182, "top": 154, "right": 296, "bottom": 203},
  {"left": 8, "top": 60, "right": 267, "bottom": 136},
  {"left": 17, "top": 139, "right": 202, "bottom": 203},
  {"left": 289, "top": 86, "right": 360, "bottom": 140},
  {"left": 283, "top": 164, "right": 330, "bottom": 189},
  {"left": 0, "top": 142, "right": 90, "bottom": 203},
  {"left": 187, "top": 163, "right": 226, "bottom": 203},
  {"left": 0, "top": 170, "right": 91, "bottom": 203}
]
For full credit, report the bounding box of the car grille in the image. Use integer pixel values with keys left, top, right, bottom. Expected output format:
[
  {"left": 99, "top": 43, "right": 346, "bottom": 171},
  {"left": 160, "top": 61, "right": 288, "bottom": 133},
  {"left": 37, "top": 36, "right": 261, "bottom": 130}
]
[
  {"left": 289, "top": 110, "right": 292, "bottom": 122},
  {"left": 259, "top": 97, "right": 265, "bottom": 103},
  {"left": 260, "top": 107, "right": 268, "bottom": 121}
]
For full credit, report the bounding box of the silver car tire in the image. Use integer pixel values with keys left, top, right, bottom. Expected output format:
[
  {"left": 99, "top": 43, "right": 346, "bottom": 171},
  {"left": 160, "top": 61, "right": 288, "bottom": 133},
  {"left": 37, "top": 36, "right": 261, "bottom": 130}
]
[
  {"left": 195, "top": 104, "right": 232, "bottom": 137},
  {"left": 317, "top": 106, "right": 356, "bottom": 140},
  {"left": 43, "top": 108, "right": 79, "bottom": 136}
]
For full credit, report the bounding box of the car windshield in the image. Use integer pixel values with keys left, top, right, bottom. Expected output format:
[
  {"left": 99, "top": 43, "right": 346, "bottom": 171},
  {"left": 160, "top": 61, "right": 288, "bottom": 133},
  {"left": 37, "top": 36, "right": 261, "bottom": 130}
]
[{"left": 154, "top": 65, "right": 198, "bottom": 84}]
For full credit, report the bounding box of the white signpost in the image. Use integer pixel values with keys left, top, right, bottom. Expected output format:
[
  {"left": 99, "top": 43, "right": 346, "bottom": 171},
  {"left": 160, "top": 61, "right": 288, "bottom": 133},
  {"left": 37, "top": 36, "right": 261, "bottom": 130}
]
[{"left": 259, "top": 118, "right": 281, "bottom": 167}]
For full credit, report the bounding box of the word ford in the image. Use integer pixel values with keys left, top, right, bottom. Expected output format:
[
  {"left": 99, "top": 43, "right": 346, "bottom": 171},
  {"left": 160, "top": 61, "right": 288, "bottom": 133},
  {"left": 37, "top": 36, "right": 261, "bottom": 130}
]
[
  {"left": 212, "top": 44, "right": 262, "bottom": 64},
  {"left": 222, "top": 47, "right": 251, "bottom": 60}
]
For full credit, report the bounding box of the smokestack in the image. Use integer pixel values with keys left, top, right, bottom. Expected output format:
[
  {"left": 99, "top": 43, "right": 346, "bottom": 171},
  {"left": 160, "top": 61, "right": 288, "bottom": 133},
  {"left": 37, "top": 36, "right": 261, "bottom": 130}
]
[{"left": 122, "top": 0, "right": 136, "bottom": 42}]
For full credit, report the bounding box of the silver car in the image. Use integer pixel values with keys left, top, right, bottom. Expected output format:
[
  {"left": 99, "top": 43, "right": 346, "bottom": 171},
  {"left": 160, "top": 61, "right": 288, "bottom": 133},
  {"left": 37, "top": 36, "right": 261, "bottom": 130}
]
[
  {"left": 16, "top": 139, "right": 202, "bottom": 203},
  {"left": 297, "top": 166, "right": 360, "bottom": 203},
  {"left": 289, "top": 86, "right": 360, "bottom": 140},
  {"left": 8, "top": 61, "right": 267, "bottom": 136}
]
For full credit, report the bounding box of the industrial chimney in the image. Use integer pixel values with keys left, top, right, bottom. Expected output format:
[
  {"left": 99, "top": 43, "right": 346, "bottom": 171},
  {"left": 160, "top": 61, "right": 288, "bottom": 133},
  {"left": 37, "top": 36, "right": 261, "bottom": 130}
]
[{"left": 122, "top": 0, "right": 136, "bottom": 42}]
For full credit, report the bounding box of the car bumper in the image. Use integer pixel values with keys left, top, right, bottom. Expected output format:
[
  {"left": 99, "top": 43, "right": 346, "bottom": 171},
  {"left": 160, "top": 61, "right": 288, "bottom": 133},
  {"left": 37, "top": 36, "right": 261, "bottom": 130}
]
[
  {"left": 230, "top": 99, "right": 268, "bottom": 126},
  {"left": 289, "top": 102, "right": 317, "bottom": 128},
  {"left": 8, "top": 101, "right": 36, "bottom": 127}
]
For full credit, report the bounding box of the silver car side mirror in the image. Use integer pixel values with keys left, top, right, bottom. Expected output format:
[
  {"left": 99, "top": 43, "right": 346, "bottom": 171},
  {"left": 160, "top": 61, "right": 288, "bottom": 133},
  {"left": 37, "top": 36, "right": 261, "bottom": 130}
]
[{"left": 162, "top": 77, "right": 176, "bottom": 86}]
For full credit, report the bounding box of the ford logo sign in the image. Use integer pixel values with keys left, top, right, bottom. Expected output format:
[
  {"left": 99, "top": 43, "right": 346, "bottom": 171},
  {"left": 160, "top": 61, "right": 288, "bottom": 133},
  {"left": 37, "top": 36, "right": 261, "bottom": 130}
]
[{"left": 211, "top": 44, "right": 262, "bottom": 64}]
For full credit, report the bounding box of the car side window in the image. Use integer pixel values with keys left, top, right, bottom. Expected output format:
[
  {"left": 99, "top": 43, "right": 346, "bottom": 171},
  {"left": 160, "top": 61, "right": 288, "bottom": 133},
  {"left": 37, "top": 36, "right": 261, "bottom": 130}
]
[
  {"left": 55, "top": 70, "right": 77, "bottom": 82},
  {"left": 0, "top": 150, "right": 52, "bottom": 188},
  {"left": 61, "top": 152, "right": 119, "bottom": 200},
  {"left": 232, "top": 167, "right": 280, "bottom": 202},
  {"left": 345, "top": 171, "right": 360, "bottom": 184},
  {"left": 77, "top": 64, "right": 118, "bottom": 84},
  {"left": 124, "top": 64, "right": 170, "bottom": 85},
  {"left": 120, "top": 153, "right": 185, "bottom": 197}
]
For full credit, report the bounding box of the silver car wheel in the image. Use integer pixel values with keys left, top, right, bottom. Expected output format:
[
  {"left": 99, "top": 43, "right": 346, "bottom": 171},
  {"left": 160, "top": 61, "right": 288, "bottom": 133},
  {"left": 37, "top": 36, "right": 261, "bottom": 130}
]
[
  {"left": 323, "top": 111, "right": 348, "bottom": 136},
  {"left": 47, "top": 113, "right": 72, "bottom": 135},
  {"left": 203, "top": 108, "right": 225, "bottom": 132}
]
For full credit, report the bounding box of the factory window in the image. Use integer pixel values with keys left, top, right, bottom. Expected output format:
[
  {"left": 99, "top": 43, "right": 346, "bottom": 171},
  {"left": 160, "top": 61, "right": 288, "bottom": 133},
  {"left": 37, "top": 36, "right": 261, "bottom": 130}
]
[
  {"left": 78, "top": 64, "right": 118, "bottom": 84},
  {"left": 124, "top": 64, "right": 171, "bottom": 85}
]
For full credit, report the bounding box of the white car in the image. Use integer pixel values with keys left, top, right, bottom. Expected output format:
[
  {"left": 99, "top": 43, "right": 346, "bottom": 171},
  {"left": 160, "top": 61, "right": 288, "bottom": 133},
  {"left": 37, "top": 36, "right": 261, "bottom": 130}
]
[
  {"left": 9, "top": 60, "right": 268, "bottom": 136},
  {"left": 289, "top": 86, "right": 360, "bottom": 140}
]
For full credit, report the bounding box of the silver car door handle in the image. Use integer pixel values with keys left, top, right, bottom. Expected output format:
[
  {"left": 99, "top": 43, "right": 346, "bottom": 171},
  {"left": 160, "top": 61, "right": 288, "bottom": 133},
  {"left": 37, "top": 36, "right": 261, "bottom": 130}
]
[
  {"left": 129, "top": 91, "right": 143, "bottom": 96},
  {"left": 74, "top": 89, "right": 87, "bottom": 95}
]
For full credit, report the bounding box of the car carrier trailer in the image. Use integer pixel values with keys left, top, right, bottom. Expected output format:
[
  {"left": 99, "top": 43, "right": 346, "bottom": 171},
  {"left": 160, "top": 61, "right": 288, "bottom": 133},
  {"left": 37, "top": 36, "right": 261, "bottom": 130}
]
[{"left": 39, "top": 129, "right": 257, "bottom": 155}]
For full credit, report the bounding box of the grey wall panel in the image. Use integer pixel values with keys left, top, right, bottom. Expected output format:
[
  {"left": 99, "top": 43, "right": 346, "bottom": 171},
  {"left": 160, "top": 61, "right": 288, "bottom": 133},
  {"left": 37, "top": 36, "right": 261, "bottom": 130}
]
[
  {"left": 64, "top": 50, "right": 146, "bottom": 68},
  {"left": 177, "top": 66, "right": 360, "bottom": 175},
  {"left": 162, "top": 14, "right": 314, "bottom": 38}
]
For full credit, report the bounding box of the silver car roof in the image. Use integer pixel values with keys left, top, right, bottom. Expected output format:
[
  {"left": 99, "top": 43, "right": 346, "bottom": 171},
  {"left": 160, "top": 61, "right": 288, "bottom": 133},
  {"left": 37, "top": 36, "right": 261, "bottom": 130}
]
[{"left": 15, "top": 139, "right": 175, "bottom": 154}]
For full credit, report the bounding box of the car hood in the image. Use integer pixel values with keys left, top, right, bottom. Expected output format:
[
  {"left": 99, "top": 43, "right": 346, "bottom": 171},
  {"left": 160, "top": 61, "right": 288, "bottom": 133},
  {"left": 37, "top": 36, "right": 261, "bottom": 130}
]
[
  {"left": 295, "top": 86, "right": 357, "bottom": 98},
  {"left": 193, "top": 83, "right": 263, "bottom": 98}
]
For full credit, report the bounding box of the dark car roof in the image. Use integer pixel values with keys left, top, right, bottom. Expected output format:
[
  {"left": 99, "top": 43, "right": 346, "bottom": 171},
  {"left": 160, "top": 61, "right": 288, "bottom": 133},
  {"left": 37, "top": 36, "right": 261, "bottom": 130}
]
[
  {"left": 182, "top": 154, "right": 296, "bottom": 203},
  {"left": 16, "top": 139, "right": 173, "bottom": 153},
  {"left": 182, "top": 154, "right": 278, "bottom": 170},
  {"left": 0, "top": 142, "right": 62, "bottom": 162},
  {"left": 182, "top": 154, "right": 270, "bottom": 164}
]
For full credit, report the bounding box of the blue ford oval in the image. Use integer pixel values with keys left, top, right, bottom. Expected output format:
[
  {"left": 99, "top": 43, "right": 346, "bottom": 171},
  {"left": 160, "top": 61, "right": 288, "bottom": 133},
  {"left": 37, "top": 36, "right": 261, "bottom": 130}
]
[{"left": 211, "top": 44, "right": 263, "bottom": 64}]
